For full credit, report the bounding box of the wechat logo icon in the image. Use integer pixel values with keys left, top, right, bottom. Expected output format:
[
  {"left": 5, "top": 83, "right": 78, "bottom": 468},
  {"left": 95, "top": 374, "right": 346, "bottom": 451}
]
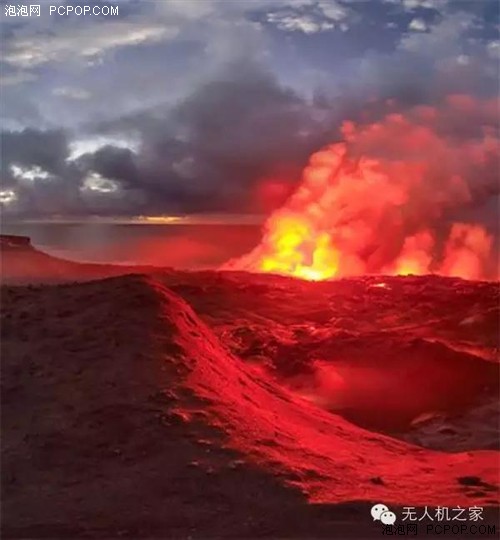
[{"left": 371, "top": 503, "right": 397, "bottom": 525}]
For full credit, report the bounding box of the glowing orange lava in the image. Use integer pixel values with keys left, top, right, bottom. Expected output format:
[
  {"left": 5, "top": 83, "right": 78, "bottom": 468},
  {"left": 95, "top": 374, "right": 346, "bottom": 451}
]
[{"left": 258, "top": 215, "right": 339, "bottom": 281}]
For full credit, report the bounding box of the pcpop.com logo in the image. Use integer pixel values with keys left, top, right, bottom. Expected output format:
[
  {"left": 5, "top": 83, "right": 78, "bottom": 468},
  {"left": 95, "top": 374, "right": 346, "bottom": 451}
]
[{"left": 371, "top": 504, "right": 397, "bottom": 526}]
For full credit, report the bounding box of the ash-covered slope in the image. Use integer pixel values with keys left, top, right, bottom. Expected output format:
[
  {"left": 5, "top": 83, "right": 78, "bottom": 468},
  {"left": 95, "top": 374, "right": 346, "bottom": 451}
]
[
  {"left": 1, "top": 274, "right": 498, "bottom": 537},
  {"left": 164, "top": 270, "right": 499, "bottom": 447}
]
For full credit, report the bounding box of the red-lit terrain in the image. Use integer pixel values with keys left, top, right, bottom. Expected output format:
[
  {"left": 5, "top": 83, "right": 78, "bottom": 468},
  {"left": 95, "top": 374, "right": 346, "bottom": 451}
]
[{"left": 1, "top": 236, "right": 499, "bottom": 538}]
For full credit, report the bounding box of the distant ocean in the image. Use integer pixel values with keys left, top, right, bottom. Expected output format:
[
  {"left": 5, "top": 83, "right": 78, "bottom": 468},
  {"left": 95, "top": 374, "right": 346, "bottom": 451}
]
[{"left": 0, "top": 222, "right": 262, "bottom": 270}]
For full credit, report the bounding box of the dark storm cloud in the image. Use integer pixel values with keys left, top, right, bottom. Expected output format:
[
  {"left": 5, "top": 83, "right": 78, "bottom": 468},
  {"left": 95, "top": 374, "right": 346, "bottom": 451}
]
[
  {"left": 74, "top": 145, "right": 141, "bottom": 188},
  {"left": 0, "top": 63, "right": 334, "bottom": 215},
  {"left": 85, "top": 63, "right": 335, "bottom": 213},
  {"left": 131, "top": 64, "right": 333, "bottom": 211},
  {"left": 1, "top": 129, "right": 69, "bottom": 181},
  {"left": 0, "top": 128, "right": 82, "bottom": 216}
]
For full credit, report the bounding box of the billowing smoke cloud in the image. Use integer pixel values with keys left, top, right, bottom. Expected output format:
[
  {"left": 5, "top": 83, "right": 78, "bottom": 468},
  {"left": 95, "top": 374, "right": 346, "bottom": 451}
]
[{"left": 224, "top": 96, "right": 499, "bottom": 280}]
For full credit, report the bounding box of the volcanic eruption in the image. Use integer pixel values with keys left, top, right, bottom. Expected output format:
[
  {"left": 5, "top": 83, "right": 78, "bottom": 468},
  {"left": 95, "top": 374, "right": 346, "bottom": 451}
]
[{"left": 225, "top": 97, "right": 498, "bottom": 281}]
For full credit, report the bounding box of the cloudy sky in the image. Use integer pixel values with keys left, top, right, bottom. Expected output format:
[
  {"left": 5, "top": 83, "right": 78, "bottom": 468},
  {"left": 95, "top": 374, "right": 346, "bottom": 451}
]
[{"left": 1, "top": 0, "right": 498, "bottom": 218}]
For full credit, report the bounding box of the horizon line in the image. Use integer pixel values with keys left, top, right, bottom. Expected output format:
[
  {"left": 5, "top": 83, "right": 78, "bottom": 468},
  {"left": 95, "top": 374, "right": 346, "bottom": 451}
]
[{"left": 1, "top": 214, "right": 267, "bottom": 226}]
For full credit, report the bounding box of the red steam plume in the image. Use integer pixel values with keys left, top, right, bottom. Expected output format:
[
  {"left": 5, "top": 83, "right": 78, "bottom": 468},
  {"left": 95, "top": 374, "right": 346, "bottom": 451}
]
[{"left": 224, "top": 96, "right": 498, "bottom": 281}]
